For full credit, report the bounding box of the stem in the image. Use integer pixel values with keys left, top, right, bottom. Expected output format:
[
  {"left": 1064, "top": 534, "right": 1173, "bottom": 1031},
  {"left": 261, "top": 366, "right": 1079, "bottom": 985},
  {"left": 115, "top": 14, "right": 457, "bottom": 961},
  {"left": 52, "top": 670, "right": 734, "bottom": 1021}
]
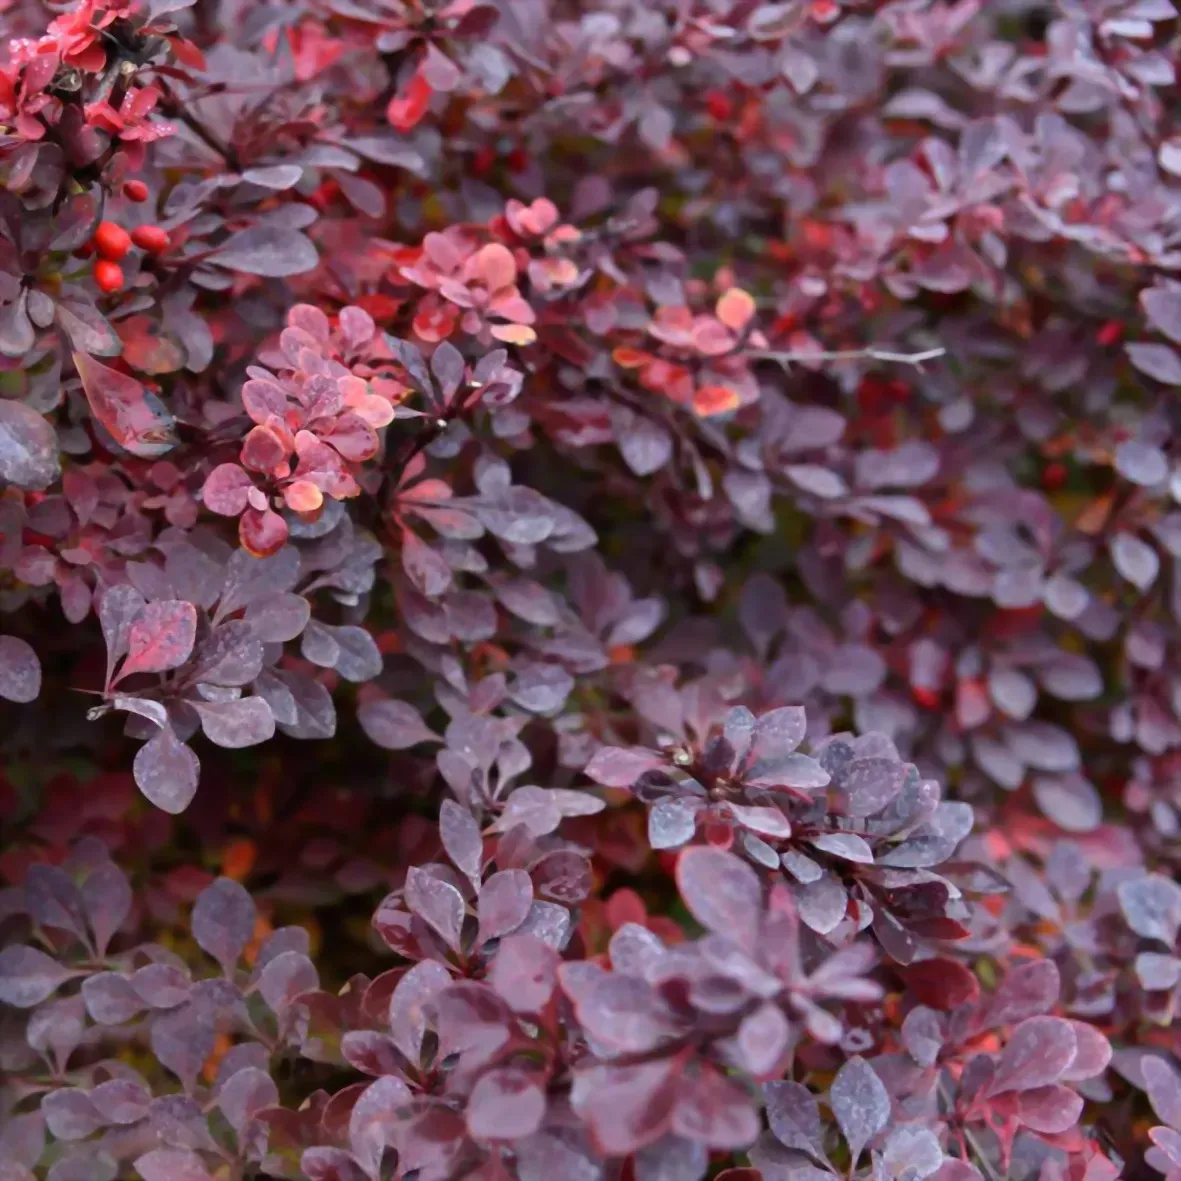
[
  {"left": 939, "top": 1080, "right": 1003, "bottom": 1181},
  {"left": 157, "top": 84, "right": 239, "bottom": 169},
  {"left": 747, "top": 344, "right": 946, "bottom": 369}
]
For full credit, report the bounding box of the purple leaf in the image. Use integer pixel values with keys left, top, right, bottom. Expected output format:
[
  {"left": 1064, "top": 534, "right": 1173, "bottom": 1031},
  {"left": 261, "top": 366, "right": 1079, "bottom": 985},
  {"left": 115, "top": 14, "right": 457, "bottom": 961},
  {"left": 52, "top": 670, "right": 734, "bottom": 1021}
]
[
  {"left": 1032, "top": 774, "right": 1102, "bottom": 833},
  {"left": 736, "top": 1002, "right": 790, "bottom": 1075},
  {"left": 810, "top": 832, "right": 874, "bottom": 863},
  {"left": 388, "top": 959, "right": 452, "bottom": 1062},
  {"left": 257, "top": 950, "right": 318, "bottom": 1014},
  {"left": 90, "top": 1079, "right": 151, "bottom": 1125},
  {"left": 24, "top": 864, "right": 88, "bottom": 943},
  {"left": 134, "top": 1150, "right": 214, "bottom": 1181},
  {"left": 243, "top": 592, "right": 310, "bottom": 642},
  {"left": 1119, "top": 874, "right": 1181, "bottom": 944},
  {"left": 1016, "top": 1084, "right": 1083, "bottom": 1134},
  {"left": 477, "top": 870, "right": 533, "bottom": 945},
  {"left": 1061, "top": 1021, "right": 1111, "bottom": 1081},
  {"left": 839, "top": 758, "right": 905, "bottom": 817},
  {"left": 0, "top": 400, "right": 59, "bottom": 491},
  {"left": 192, "top": 877, "right": 256, "bottom": 974},
  {"left": 882, "top": 1126, "right": 943, "bottom": 1179},
  {"left": 431, "top": 340, "right": 465, "bottom": 398},
  {"left": 1144, "top": 1056, "right": 1181, "bottom": 1130},
  {"left": 584, "top": 745, "right": 663, "bottom": 787},
  {"left": 988, "top": 1017, "right": 1078, "bottom": 1095},
  {"left": 300, "top": 1148, "right": 368, "bottom": 1181},
  {"left": 150, "top": 1004, "right": 215, "bottom": 1091},
  {"left": 439, "top": 799, "right": 483, "bottom": 886},
  {"left": 467, "top": 1067, "right": 546, "bottom": 1140},
  {"left": 797, "top": 874, "right": 848, "bottom": 936},
  {"left": 1116, "top": 440, "right": 1169, "bottom": 486},
  {"left": 829, "top": 1056, "right": 890, "bottom": 1164},
  {"left": 0, "top": 1110, "right": 43, "bottom": 1171},
  {"left": 43, "top": 1090, "right": 102, "bottom": 1141},
  {"left": 573, "top": 973, "right": 683, "bottom": 1053},
  {"left": 722, "top": 803, "right": 788, "bottom": 840},
  {"left": 341, "top": 1030, "right": 402, "bottom": 1076},
  {"left": 1151, "top": 1127, "right": 1181, "bottom": 1168},
  {"left": 216, "top": 1067, "right": 278, "bottom": 1132},
  {"left": 349, "top": 1075, "right": 411, "bottom": 1179},
  {"left": 0, "top": 290, "right": 34, "bottom": 358},
  {"left": 193, "top": 697, "right": 275, "bottom": 748},
  {"left": 1127, "top": 342, "right": 1181, "bottom": 384},
  {"left": 81, "top": 860, "right": 132, "bottom": 957},
  {"left": 571, "top": 1059, "right": 678, "bottom": 1155},
  {"left": 787, "top": 464, "right": 848, "bottom": 498},
  {"left": 97, "top": 585, "right": 147, "bottom": 684},
  {"left": 675, "top": 847, "right": 762, "bottom": 948},
  {"left": 402, "top": 528, "right": 453, "bottom": 596},
  {"left": 1142, "top": 282, "right": 1181, "bottom": 345},
  {"left": 329, "top": 625, "right": 382, "bottom": 682},
  {"left": 649, "top": 798, "right": 698, "bottom": 849},
  {"left": 134, "top": 727, "right": 200, "bottom": 813},
  {"left": 404, "top": 866, "right": 466, "bottom": 950},
  {"left": 0, "top": 636, "right": 40, "bottom": 703},
  {"left": 218, "top": 547, "right": 300, "bottom": 616},
  {"left": 213, "top": 226, "right": 318, "bottom": 277},
  {"left": 1110, "top": 532, "right": 1159, "bottom": 591},
  {"left": 634, "top": 1135, "right": 708, "bottom": 1181},
  {"left": 981, "top": 960, "right": 1060, "bottom": 1027},
  {"left": 133, "top": 962, "right": 192, "bottom": 1008},
  {"left": 749, "top": 753, "right": 830, "bottom": 790},
  {"left": 358, "top": 699, "right": 438, "bottom": 749},
  {"left": 26, "top": 998, "right": 85, "bottom": 1073},
  {"left": 30, "top": 997, "right": 86, "bottom": 1076},
  {"left": 618, "top": 416, "right": 673, "bottom": 476},
  {"left": 0, "top": 945, "right": 71, "bottom": 1007},
  {"left": 765, "top": 1080, "right": 825, "bottom": 1159},
  {"left": 274, "top": 671, "right": 336, "bottom": 739},
  {"left": 488, "top": 934, "right": 558, "bottom": 1013},
  {"left": 118, "top": 601, "right": 197, "bottom": 681},
  {"left": 82, "top": 972, "right": 143, "bottom": 1023},
  {"left": 670, "top": 1067, "right": 760, "bottom": 1149}
]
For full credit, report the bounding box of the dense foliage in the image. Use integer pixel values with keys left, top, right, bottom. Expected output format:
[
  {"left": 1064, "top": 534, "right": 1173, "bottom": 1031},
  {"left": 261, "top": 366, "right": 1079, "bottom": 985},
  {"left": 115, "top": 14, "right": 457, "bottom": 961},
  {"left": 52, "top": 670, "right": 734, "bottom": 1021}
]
[{"left": 4, "top": 0, "right": 1181, "bottom": 1177}]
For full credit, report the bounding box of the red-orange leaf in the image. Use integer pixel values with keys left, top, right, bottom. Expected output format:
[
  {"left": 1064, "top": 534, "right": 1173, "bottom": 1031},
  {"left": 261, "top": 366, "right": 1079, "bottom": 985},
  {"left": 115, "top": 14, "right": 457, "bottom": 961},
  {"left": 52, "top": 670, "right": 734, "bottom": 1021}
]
[
  {"left": 73, "top": 353, "right": 176, "bottom": 459},
  {"left": 692, "top": 384, "right": 741, "bottom": 417},
  {"left": 387, "top": 73, "right": 432, "bottom": 133},
  {"left": 240, "top": 507, "right": 289, "bottom": 557},
  {"left": 116, "top": 600, "right": 197, "bottom": 682}
]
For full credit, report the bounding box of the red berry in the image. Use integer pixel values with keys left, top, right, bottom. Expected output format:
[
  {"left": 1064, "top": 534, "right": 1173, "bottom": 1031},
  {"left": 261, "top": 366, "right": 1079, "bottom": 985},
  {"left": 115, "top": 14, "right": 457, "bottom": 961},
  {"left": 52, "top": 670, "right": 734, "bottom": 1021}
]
[
  {"left": 1042, "top": 461, "right": 1068, "bottom": 491},
  {"left": 123, "top": 180, "right": 149, "bottom": 202},
  {"left": 471, "top": 146, "right": 496, "bottom": 177},
  {"left": 1096, "top": 319, "right": 1122, "bottom": 347},
  {"left": 705, "top": 90, "right": 732, "bottom": 121},
  {"left": 131, "top": 225, "right": 170, "bottom": 254},
  {"left": 94, "top": 259, "right": 124, "bottom": 293},
  {"left": 93, "top": 221, "right": 131, "bottom": 261}
]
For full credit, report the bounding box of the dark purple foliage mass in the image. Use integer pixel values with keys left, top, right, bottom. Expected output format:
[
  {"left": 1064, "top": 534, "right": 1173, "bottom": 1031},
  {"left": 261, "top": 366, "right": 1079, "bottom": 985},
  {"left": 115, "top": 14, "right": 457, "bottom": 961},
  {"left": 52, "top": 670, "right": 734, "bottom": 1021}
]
[{"left": 2, "top": 0, "right": 1181, "bottom": 1177}]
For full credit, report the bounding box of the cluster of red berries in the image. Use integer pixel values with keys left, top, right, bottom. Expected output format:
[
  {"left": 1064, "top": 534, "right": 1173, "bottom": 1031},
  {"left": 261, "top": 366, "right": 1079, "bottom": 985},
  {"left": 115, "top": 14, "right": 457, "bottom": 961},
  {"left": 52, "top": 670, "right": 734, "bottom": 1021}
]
[{"left": 82, "top": 192, "right": 169, "bottom": 293}]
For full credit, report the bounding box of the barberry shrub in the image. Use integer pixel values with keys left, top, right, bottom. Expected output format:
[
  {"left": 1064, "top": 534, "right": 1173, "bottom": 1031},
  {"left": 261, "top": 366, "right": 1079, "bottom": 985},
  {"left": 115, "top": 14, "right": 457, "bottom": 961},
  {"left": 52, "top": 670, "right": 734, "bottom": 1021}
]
[{"left": 2, "top": 0, "right": 1181, "bottom": 1177}]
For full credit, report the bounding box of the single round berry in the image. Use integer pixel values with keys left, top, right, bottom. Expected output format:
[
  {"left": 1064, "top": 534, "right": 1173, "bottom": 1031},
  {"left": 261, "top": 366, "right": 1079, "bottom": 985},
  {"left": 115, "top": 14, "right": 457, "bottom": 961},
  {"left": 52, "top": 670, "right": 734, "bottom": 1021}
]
[
  {"left": 131, "top": 225, "right": 170, "bottom": 254},
  {"left": 1042, "top": 462, "right": 1068, "bottom": 491},
  {"left": 94, "top": 259, "right": 125, "bottom": 293},
  {"left": 123, "top": 180, "right": 149, "bottom": 202},
  {"left": 93, "top": 221, "right": 132, "bottom": 262}
]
